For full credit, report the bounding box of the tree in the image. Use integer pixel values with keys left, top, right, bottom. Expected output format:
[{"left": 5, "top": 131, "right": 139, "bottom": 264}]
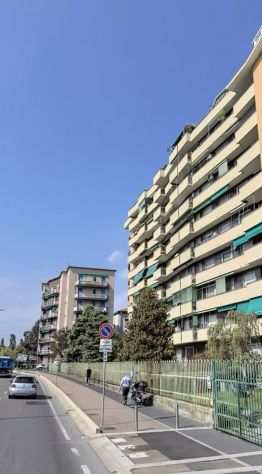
[
  {"left": 66, "top": 305, "right": 107, "bottom": 362},
  {"left": 50, "top": 329, "right": 70, "bottom": 359},
  {"left": 208, "top": 311, "right": 259, "bottom": 359},
  {"left": 110, "top": 332, "right": 124, "bottom": 361},
  {"left": 120, "top": 288, "right": 175, "bottom": 361},
  {"left": 23, "top": 320, "right": 40, "bottom": 354},
  {"left": 9, "top": 334, "right": 16, "bottom": 351}
]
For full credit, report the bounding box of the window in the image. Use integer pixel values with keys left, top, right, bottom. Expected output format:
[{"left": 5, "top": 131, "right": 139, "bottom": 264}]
[
  {"left": 93, "top": 289, "right": 96, "bottom": 294},
  {"left": 197, "top": 283, "right": 216, "bottom": 300}
]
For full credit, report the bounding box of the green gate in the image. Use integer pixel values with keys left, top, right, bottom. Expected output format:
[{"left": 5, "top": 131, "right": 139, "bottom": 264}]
[{"left": 213, "top": 361, "right": 262, "bottom": 446}]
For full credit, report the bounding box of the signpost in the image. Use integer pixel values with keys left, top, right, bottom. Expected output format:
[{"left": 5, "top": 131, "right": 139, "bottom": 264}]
[{"left": 99, "top": 322, "right": 113, "bottom": 432}]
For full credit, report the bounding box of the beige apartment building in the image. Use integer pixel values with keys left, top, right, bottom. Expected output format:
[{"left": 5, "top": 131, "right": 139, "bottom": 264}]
[
  {"left": 39, "top": 266, "right": 115, "bottom": 363},
  {"left": 124, "top": 28, "right": 262, "bottom": 359}
]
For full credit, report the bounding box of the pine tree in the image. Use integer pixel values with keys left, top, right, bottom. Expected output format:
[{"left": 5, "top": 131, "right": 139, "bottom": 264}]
[
  {"left": 121, "top": 288, "right": 175, "bottom": 361},
  {"left": 50, "top": 328, "right": 70, "bottom": 359},
  {"left": 66, "top": 305, "right": 107, "bottom": 362}
]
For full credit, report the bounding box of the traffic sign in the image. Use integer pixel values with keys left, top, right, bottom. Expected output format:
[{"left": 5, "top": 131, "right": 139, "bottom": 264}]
[
  {"left": 103, "top": 352, "right": 108, "bottom": 362},
  {"left": 99, "top": 322, "right": 113, "bottom": 339},
  {"left": 99, "top": 339, "right": 112, "bottom": 352}
]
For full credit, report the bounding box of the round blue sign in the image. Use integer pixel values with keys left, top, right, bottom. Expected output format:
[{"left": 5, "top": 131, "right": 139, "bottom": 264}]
[{"left": 99, "top": 323, "right": 113, "bottom": 339}]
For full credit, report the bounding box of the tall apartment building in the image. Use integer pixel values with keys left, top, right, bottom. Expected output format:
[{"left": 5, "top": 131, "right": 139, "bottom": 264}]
[
  {"left": 124, "top": 28, "right": 262, "bottom": 359},
  {"left": 39, "top": 266, "right": 115, "bottom": 363}
]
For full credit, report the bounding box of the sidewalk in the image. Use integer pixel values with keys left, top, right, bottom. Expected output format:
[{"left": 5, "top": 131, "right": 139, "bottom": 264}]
[
  {"left": 43, "top": 372, "right": 182, "bottom": 433},
  {"left": 41, "top": 373, "right": 262, "bottom": 474}
]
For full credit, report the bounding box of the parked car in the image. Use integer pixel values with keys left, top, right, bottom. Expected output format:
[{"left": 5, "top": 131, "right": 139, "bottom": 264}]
[
  {"left": 36, "top": 363, "right": 46, "bottom": 371},
  {"left": 8, "top": 375, "right": 38, "bottom": 399}
]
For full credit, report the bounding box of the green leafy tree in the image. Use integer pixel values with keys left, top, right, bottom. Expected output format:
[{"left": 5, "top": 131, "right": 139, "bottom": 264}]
[
  {"left": 50, "top": 328, "right": 70, "bottom": 360},
  {"left": 120, "top": 288, "right": 175, "bottom": 361},
  {"left": 66, "top": 305, "right": 107, "bottom": 362},
  {"left": 23, "top": 320, "right": 39, "bottom": 355},
  {"left": 208, "top": 311, "right": 259, "bottom": 359},
  {"left": 110, "top": 332, "right": 124, "bottom": 361}
]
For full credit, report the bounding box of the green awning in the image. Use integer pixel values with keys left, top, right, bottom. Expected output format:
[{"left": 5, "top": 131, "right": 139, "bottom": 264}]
[
  {"left": 232, "top": 234, "right": 248, "bottom": 249},
  {"left": 232, "top": 222, "right": 262, "bottom": 249},
  {"left": 209, "top": 185, "right": 229, "bottom": 203},
  {"left": 217, "top": 304, "right": 237, "bottom": 313},
  {"left": 245, "top": 223, "right": 262, "bottom": 241},
  {"left": 248, "top": 297, "right": 262, "bottom": 316},
  {"left": 132, "top": 269, "right": 145, "bottom": 285},
  {"left": 144, "top": 263, "right": 158, "bottom": 279},
  {"left": 237, "top": 301, "right": 250, "bottom": 313},
  {"left": 149, "top": 282, "right": 159, "bottom": 289},
  {"left": 193, "top": 185, "right": 229, "bottom": 214}
]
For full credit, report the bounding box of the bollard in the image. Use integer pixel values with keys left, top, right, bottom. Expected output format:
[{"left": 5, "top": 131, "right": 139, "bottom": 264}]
[
  {"left": 175, "top": 403, "right": 180, "bottom": 429},
  {"left": 135, "top": 403, "right": 139, "bottom": 432}
]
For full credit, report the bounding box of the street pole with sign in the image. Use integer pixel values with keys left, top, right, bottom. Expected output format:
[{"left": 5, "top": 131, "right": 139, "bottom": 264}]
[{"left": 99, "top": 322, "right": 113, "bottom": 432}]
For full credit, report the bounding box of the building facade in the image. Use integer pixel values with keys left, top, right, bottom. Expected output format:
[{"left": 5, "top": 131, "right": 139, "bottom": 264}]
[
  {"left": 113, "top": 308, "right": 128, "bottom": 333},
  {"left": 124, "top": 28, "right": 262, "bottom": 359},
  {"left": 39, "top": 266, "right": 115, "bottom": 363}
]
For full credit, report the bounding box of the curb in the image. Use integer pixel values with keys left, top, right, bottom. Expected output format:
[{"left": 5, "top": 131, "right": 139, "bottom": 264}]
[
  {"left": 39, "top": 373, "right": 100, "bottom": 435},
  {"left": 39, "top": 373, "right": 133, "bottom": 473}
]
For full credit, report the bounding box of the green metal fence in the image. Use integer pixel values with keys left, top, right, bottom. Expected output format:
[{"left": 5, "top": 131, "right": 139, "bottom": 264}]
[
  {"left": 49, "top": 359, "right": 212, "bottom": 407},
  {"left": 213, "top": 360, "right": 262, "bottom": 446}
]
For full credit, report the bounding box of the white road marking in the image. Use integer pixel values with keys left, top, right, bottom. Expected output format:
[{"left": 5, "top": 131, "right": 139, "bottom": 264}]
[
  {"left": 132, "top": 449, "right": 262, "bottom": 468},
  {"left": 173, "top": 466, "right": 262, "bottom": 474},
  {"left": 177, "top": 430, "right": 262, "bottom": 472},
  {"left": 81, "top": 466, "right": 92, "bottom": 474},
  {"left": 39, "top": 380, "right": 71, "bottom": 441},
  {"left": 118, "top": 444, "right": 136, "bottom": 450},
  {"left": 129, "top": 452, "right": 149, "bottom": 459},
  {"left": 71, "top": 447, "right": 80, "bottom": 456},
  {"left": 112, "top": 438, "right": 127, "bottom": 443}
]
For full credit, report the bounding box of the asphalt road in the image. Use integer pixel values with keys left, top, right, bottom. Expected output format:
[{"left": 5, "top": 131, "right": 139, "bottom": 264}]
[{"left": 0, "top": 376, "right": 109, "bottom": 474}]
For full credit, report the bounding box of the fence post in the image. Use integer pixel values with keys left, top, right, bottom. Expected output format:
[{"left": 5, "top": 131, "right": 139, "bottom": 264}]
[{"left": 175, "top": 403, "right": 180, "bottom": 429}]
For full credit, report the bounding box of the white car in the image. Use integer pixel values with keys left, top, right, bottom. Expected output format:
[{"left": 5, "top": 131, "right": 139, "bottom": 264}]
[
  {"left": 36, "top": 363, "right": 46, "bottom": 371},
  {"left": 9, "top": 375, "right": 37, "bottom": 399}
]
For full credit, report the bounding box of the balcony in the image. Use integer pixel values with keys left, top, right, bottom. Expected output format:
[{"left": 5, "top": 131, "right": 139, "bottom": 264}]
[
  {"left": 75, "top": 279, "right": 108, "bottom": 288},
  {"left": 153, "top": 168, "right": 168, "bottom": 186},
  {"left": 168, "top": 131, "right": 191, "bottom": 164},
  {"left": 154, "top": 187, "right": 167, "bottom": 204},
  {"left": 166, "top": 253, "right": 180, "bottom": 276},
  {"left": 41, "top": 312, "right": 58, "bottom": 320},
  {"left": 193, "top": 194, "right": 240, "bottom": 235},
  {"left": 154, "top": 226, "right": 166, "bottom": 241},
  {"left": 41, "top": 300, "right": 59, "bottom": 311},
  {"left": 193, "top": 168, "right": 240, "bottom": 213},
  {"left": 192, "top": 140, "right": 239, "bottom": 188},
  {"left": 172, "top": 328, "right": 207, "bottom": 345},
  {"left": 177, "top": 153, "right": 191, "bottom": 179},
  {"left": 153, "top": 245, "right": 166, "bottom": 261},
  {"left": 154, "top": 206, "right": 166, "bottom": 222},
  {"left": 42, "top": 287, "right": 59, "bottom": 299},
  {"left": 190, "top": 90, "right": 236, "bottom": 145},
  {"left": 234, "top": 84, "right": 255, "bottom": 118},
  {"left": 235, "top": 111, "right": 257, "bottom": 144},
  {"left": 191, "top": 114, "right": 238, "bottom": 165},
  {"left": 168, "top": 302, "right": 194, "bottom": 319},
  {"left": 196, "top": 280, "right": 262, "bottom": 313},
  {"left": 129, "top": 260, "right": 146, "bottom": 279},
  {"left": 77, "top": 293, "right": 107, "bottom": 301},
  {"left": 237, "top": 141, "right": 260, "bottom": 175},
  {"left": 40, "top": 325, "right": 56, "bottom": 333},
  {"left": 240, "top": 172, "right": 262, "bottom": 204},
  {"left": 128, "top": 278, "right": 147, "bottom": 296},
  {"left": 165, "top": 208, "right": 179, "bottom": 232},
  {"left": 166, "top": 274, "right": 194, "bottom": 298},
  {"left": 39, "top": 348, "right": 50, "bottom": 355}
]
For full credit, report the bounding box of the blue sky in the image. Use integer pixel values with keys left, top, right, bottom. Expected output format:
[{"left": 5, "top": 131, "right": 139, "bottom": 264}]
[{"left": 0, "top": 1, "right": 261, "bottom": 342}]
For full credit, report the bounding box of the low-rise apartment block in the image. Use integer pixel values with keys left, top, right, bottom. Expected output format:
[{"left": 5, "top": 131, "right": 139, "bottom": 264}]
[
  {"left": 39, "top": 266, "right": 115, "bottom": 363},
  {"left": 113, "top": 308, "right": 128, "bottom": 333},
  {"left": 124, "top": 28, "right": 262, "bottom": 359}
]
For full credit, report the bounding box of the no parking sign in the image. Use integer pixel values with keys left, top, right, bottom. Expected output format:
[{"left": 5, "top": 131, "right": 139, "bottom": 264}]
[{"left": 99, "top": 322, "right": 113, "bottom": 339}]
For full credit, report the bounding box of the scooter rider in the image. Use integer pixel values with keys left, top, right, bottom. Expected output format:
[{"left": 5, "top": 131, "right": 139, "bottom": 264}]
[{"left": 120, "top": 374, "right": 131, "bottom": 405}]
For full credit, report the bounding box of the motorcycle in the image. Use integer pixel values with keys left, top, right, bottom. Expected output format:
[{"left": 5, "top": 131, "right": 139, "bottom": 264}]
[{"left": 130, "top": 380, "right": 153, "bottom": 406}]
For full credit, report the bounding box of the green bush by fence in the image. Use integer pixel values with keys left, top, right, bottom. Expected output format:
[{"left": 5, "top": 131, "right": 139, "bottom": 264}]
[{"left": 49, "top": 359, "right": 212, "bottom": 407}]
